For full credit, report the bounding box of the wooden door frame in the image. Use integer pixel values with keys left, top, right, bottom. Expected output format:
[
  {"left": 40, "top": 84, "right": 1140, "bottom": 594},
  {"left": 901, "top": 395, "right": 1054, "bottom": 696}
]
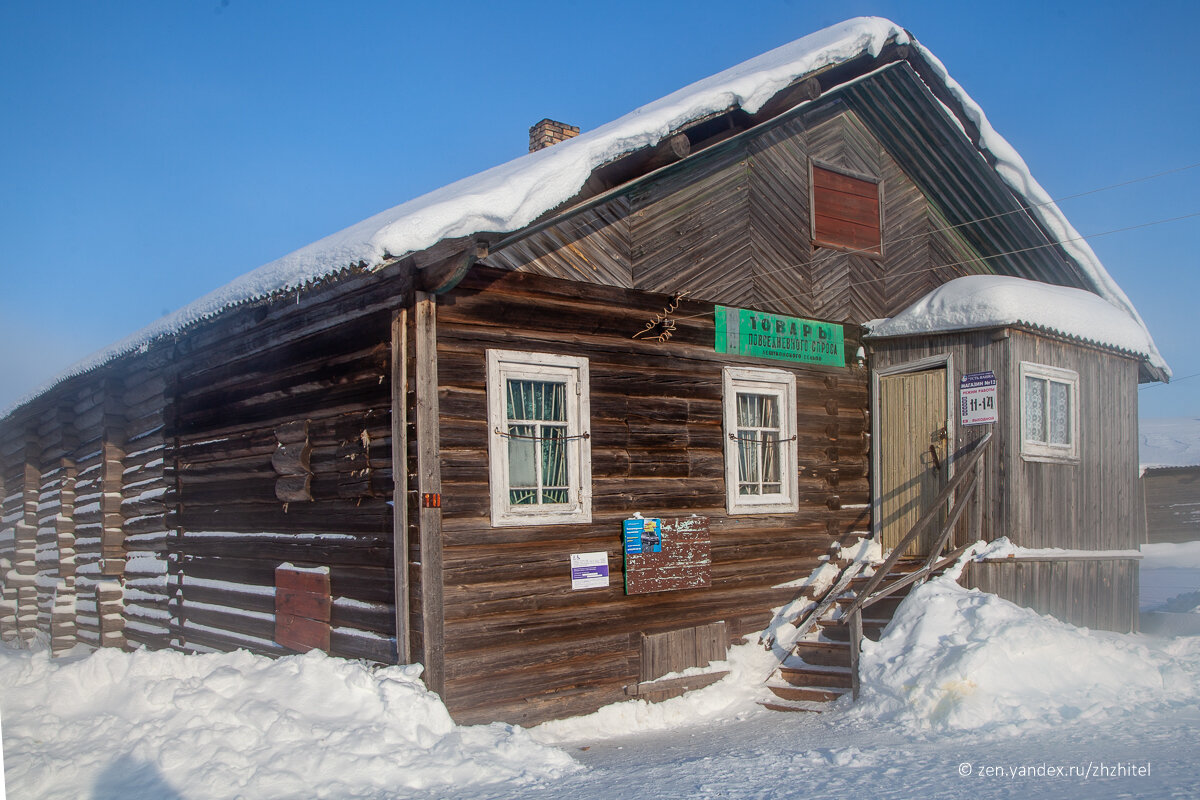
[{"left": 870, "top": 352, "right": 957, "bottom": 543}]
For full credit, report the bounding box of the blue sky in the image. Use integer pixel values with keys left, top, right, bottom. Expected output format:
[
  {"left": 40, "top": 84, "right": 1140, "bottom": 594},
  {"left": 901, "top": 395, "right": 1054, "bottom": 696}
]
[{"left": 1, "top": 1, "right": 1197, "bottom": 418}]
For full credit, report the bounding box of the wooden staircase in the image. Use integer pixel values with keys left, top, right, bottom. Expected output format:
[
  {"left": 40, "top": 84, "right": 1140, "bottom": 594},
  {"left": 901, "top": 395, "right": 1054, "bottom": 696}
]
[
  {"left": 763, "top": 558, "right": 932, "bottom": 712},
  {"left": 762, "top": 431, "right": 993, "bottom": 712}
]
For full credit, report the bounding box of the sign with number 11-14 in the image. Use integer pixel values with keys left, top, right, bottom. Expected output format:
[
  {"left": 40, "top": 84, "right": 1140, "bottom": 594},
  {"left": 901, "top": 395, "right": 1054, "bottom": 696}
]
[{"left": 960, "top": 371, "right": 997, "bottom": 426}]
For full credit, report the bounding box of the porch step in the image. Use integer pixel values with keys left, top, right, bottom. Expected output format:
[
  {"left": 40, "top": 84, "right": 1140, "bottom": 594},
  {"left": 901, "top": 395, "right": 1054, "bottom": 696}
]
[
  {"left": 817, "top": 616, "right": 891, "bottom": 642},
  {"left": 847, "top": 563, "right": 925, "bottom": 590},
  {"left": 757, "top": 698, "right": 829, "bottom": 713},
  {"left": 790, "top": 640, "right": 851, "bottom": 668},
  {"left": 763, "top": 555, "right": 960, "bottom": 714},
  {"left": 766, "top": 682, "right": 849, "bottom": 703},
  {"left": 835, "top": 594, "right": 905, "bottom": 612},
  {"left": 776, "top": 663, "right": 853, "bottom": 689}
]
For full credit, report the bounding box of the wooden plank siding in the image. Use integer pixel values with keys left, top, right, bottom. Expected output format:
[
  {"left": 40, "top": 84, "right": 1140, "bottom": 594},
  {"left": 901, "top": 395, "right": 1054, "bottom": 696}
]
[
  {"left": 170, "top": 267, "right": 411, "bottom": 663},
  {"left": 869, "top": 329, "right": 1143, "bottom": 553},
  {"left": 432, "top": 266, "right": 870, "bottom": 724},
  {"left": 1005, "top": 330, "right": 1143, "bottom": 553},
  {"left": 1143, "top": 466, "right": 1200, "bottom": 544},
  {"left": 487, "top": 107, "right": 991, "bottom": 327},
  {"left": 962, "top": 558, "right": 1139, "bottom": 633},
  {"left": 869, "top": 328, "right": 1143, "bottom": 631}
]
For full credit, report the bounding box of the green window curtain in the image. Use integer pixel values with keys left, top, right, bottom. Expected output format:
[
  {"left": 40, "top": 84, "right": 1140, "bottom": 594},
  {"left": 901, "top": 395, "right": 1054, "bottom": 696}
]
[{"left": 506, "top": 379, "right": 569, "bottom": 505}]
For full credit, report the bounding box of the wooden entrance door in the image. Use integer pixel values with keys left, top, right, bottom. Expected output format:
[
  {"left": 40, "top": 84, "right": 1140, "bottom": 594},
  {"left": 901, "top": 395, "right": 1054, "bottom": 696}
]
[{"left": 878, "top": 368, "right": 949, "bottom": 557}]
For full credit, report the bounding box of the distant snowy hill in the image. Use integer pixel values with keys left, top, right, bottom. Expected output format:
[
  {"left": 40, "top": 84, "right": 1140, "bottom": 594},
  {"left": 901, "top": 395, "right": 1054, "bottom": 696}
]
[{"left": 1140, "top": 417, "right": 1200, "bottom": 469}]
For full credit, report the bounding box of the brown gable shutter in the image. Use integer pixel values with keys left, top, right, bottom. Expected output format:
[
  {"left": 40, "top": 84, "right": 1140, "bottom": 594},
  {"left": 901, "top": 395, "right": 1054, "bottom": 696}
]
[{"left": 811, "top": 164, "right": 882, "bottom": 255}]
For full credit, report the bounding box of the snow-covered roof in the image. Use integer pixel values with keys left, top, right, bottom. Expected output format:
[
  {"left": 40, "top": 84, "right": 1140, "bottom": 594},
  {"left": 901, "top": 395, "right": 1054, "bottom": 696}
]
[
  {"left": 1140, "top": 417, "right": 1200, "bottom": 470},
  {"left": 865, "top": 275, "right": 1160, "bottom": 361},
  {"left": 4, "top": 16, "right": 1168, "bottom": 418}
]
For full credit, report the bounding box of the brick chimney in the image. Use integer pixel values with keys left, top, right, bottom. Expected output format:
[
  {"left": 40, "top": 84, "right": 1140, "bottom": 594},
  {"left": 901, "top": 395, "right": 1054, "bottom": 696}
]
[{"left": 529, "top": 118, "right": 580, "bottom": 152}]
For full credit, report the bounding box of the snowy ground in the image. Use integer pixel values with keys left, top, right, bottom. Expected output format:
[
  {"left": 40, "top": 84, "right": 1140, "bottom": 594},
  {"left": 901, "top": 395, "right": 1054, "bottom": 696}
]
[{"left": 4, "top": 544, "right": 1200, "bottom": 799}]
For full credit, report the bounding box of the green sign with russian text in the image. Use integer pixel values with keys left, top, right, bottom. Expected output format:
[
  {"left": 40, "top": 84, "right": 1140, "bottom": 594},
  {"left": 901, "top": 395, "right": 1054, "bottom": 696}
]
[{"left": 714, "top": 306, "right": 845, "bottom": 366}]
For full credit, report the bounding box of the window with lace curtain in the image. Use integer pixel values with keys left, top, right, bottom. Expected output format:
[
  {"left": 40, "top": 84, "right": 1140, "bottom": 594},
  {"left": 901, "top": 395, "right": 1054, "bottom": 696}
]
[
  {"left": 722, "top": 366, "right": 799, "bottom": 514},
  {"left": 487, "top": 350, "right": 592, "bottom": 526},
  {"left": 1019, "top": 362, "right": 1079, "bottom": 462}
]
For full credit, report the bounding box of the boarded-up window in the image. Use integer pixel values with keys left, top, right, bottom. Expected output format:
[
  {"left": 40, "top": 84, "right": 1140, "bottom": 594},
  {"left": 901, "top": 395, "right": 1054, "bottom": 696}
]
[
  {"left": 811, "top": 163, "right": 882, "bottom": 255},
  {"left": 275, "top": 563, "right": 331, "bottom": 653}
]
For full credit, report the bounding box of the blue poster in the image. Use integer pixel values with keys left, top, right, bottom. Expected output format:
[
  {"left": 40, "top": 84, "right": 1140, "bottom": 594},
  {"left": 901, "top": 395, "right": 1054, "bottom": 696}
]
[{"left": 623, "top": 518, "right": 663, "bottom": 555}]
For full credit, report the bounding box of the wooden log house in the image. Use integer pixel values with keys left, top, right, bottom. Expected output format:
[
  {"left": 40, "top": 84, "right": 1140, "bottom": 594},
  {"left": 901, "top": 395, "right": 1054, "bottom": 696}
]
[{"left": 0, "top": 18, "right": 1168, "bottom": 725}]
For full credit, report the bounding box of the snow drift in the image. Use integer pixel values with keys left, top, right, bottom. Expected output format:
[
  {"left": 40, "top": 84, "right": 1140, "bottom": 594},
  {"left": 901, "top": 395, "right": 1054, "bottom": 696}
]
[
  {"left": 850, "top": 576, "right": 1200, "bottom": 736},
  {"left": 4, "top": 555, "right": 1200, "bottom": 797},
  {"left": 0, "top": 643, "right": 578, "bottom": 799}
]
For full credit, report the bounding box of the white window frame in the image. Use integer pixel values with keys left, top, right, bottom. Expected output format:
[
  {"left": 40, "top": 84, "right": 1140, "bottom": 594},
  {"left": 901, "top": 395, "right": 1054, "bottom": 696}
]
[
  {"left": 486, "top": 349, "right": 592, "bottom": 527},
  {"left": 722, "top": 366, "right": 799, "bottom": 514},
  {"left": 1019, "top": 361, "right": 1080, "bottom": 463}
]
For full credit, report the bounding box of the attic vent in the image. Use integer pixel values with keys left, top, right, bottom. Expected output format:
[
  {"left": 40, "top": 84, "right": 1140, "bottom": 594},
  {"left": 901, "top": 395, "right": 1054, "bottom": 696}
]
[
  {"left": 811, "top": 163, "right": 883, "bottom": 256},
  {"left": 529, "top": 118, "right": 580, "bottom": 152}
]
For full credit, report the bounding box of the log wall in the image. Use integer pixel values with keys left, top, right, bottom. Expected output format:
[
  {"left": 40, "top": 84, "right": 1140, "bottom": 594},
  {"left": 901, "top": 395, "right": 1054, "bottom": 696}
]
[
  {"left": 433, "top": 267, "right": 870, "bottom": 724},
  {"left": 0, "top": 341, "right": 178, "bottom": 652},
  {"left": 170, "top": 267, "right": 409, "bottom": 663}
]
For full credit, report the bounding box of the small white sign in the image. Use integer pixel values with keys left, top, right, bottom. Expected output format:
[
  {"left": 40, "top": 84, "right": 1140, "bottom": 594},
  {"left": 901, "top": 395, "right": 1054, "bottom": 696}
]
[
  {"left": 960, "top": 371, "right": 998, "bottom": 426},
  {"left": 570, "top": 551, "right": 610, "bottom": 590}
]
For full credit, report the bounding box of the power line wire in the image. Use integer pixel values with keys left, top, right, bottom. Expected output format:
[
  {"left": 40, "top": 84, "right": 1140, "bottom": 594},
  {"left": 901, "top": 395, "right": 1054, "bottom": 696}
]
[
  {"left": 670, "top": 160, "right": 1200, "bottom": 304},
  {"left": 789, "top": 160, "right": 1200, "bottom": 287},
  {"left": 1141, "top": 371, "right": 1200, "bottom": 390},
  {"left": 670, "top": 209, "right": 1200, "bottom": 322}
]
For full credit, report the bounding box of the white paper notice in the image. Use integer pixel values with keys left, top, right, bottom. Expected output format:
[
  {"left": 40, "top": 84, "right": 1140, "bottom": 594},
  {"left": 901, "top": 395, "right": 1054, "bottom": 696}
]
[{"left": 570, "top": 552, "right": 610, "bottom": 590}]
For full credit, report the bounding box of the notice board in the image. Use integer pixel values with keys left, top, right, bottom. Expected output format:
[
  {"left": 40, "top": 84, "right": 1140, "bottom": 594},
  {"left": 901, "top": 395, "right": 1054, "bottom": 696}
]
[{"left": 624, "top": 516, "right": 711, "bottom": 595}]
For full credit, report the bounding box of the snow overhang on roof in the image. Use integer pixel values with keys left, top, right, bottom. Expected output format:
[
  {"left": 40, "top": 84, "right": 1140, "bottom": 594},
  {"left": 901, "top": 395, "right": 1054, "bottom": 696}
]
[
  {"left": 865, "top": 275, "right": 1163, "bottom": 372},
  {"left": 4, "top": 15, "right": 1170, "bottom": 418}
]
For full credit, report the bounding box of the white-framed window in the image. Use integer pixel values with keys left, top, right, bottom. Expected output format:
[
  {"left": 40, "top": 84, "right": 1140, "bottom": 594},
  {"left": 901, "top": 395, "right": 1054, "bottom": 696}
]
[
  {"left": 487, "top": 350, "right": 592, "bottom": 526},
  {"left": 1019, "top": 362, "right": 1079, "bottom": 462},
  {"left": 722, "top": 366, "right": 799, "bottom": 514}
]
